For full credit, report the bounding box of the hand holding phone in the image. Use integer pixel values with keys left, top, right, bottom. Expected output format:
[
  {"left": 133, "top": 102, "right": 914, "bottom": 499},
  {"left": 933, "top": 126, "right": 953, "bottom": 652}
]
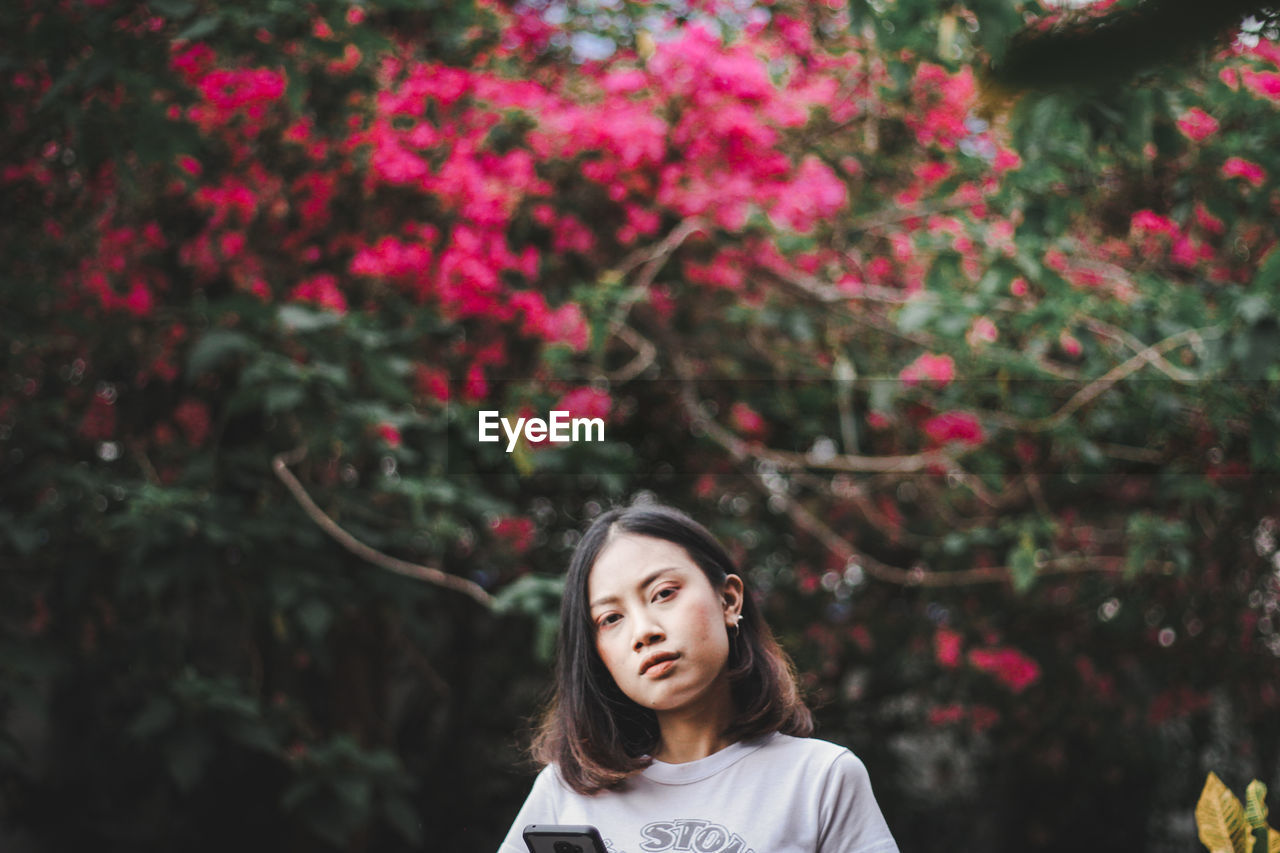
[{"left": 522, "top": 824, "right": 608, "bottom": 853}]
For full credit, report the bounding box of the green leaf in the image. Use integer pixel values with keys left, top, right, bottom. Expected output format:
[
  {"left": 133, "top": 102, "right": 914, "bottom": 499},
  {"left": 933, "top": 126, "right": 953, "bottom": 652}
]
[
  {"left": 492, "top": 574, "right": 564, "bottom": 616},
  {"left": 187, "top": 329, "right": 256, "bottom": 378},
  {"left": 176, "top": 14, "right": 222, "bottom": 40},
  {"left": 281, "top": 778, "right": 321, "bottom": 812},
  {"left": 1256, "top": 247, "right": 1280, "bottom": 291},
  {"left": 225, "top": 718, "right": 278, "bottom": 754},
  {"left": 1239, "top": 296, "right": 1272, "bottom": 326},
  {"left": 383, "top": 796, "right": 424, "bottom": 845},
  {"left": 1246, "top": 780, "right": 1270, "bottom": 830},
  {"left": 279, "top": 304, "right": 343, "bottom": 333},
  {"left": 148, "top": 0, "right": 196, "bottom": 18},
  {"left": 0, "top": 510, "right": 42, "bottom": 556},
  {"left": 897, "top": 298, "right": 936, "bottom": 334},
  {"left": 129, "top": 697, "right": 176, "bottom": 739},
  {"left": 296, "top": 599, "right": 332, "bottom": 640},
  {"left": 332, "top": 776, "right": 373, "bottom": 814},
  {"left": 1008, "top": 532, "right": 1038, "bottom": 594},
  {"left": 264, "top": 384, "right": 306, "bottom": 414},
  {"left": 165, "top": 729, "right": 213, "bottom": 792}
]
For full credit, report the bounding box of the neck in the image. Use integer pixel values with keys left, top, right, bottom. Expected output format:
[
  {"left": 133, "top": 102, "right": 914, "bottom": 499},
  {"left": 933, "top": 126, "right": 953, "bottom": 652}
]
[{"left": 651, "top": 674, "right": 736, "bottom": 764}]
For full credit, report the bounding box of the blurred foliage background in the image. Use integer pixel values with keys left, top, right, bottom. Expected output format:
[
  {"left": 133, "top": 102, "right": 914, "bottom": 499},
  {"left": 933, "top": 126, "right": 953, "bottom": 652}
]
[{"left": 2, "top": 0, "right": 1279, "bottom": 850}]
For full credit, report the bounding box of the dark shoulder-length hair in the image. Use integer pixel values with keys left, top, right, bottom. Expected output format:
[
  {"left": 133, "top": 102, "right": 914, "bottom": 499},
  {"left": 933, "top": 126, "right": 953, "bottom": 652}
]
[{"left": 530, "top": 501, "right": 813, "bottom": 795}]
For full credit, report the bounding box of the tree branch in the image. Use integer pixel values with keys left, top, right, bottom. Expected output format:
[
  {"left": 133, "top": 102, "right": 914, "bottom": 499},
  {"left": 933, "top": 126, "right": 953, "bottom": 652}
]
[
  {"left": 1026, "top": 327, "right": 1217, "bottom": 433},
  {"left": 271, "top": 448, "right": 494, "bottom": 608},
  {"left": 666, "top": 344, "right": 1145, "bottom": 589}
]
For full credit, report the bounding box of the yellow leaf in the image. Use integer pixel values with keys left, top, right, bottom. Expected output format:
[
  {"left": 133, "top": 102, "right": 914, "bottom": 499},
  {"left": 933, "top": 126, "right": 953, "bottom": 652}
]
[
  {"left": 937, "top": 14, "right": 958, "bottom": 60},
  {"left": 1198, "top": 772, "right": 1250, "bottom": 853},
  {"left": 511, "top": 435, "right": 534, "bottom": 477},
  {"left": 1269, "top": 828, "right": 1280, "bottom": 853},
  {"left": 1246, "top": 780, "right": 1270, "bottom": 830},
  {"left": 636, "top": 30, "right": 655, "bottom": 62}
]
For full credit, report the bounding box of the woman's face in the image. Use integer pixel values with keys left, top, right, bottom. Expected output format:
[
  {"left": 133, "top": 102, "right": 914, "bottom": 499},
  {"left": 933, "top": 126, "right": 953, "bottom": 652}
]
[{"left": 587, "top": 532, "right": 743, "bottom": 715}]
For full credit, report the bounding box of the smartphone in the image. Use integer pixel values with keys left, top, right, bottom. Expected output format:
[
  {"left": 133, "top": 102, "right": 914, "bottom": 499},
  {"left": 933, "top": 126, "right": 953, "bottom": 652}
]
[{"left": 522, "top": 824, "right": 608, "bottom": 853}]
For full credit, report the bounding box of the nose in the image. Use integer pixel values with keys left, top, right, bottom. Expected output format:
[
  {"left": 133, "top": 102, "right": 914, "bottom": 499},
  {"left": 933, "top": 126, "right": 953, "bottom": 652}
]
[{"left": 632, "top": 617, "right": 664, "bottom": 652}]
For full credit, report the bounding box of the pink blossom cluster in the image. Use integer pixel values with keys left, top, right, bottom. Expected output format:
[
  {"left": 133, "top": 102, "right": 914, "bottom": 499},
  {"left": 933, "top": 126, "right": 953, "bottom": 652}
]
[
  {"left": 1176, "top": 107, "right": 1219, "bottom": 142},
  {"left": 968, "top": 646, "right": 1042, "bottom": 693},
  {"left": 1222, "top": 156, "right": 1267, "bottom": 187},
  {"left": 189, "top": 67, "right": 287, "bottom": 135},
  {"left": 899, "top": 353, "right": 955, "bottom": 388},
  {"left": 906, "top": 63, "right": 976, "bottom": 150}
]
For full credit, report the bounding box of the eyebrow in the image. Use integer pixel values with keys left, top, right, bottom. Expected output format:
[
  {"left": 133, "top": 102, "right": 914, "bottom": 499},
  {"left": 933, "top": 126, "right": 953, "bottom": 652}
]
[{"left": 589, "top": 567, "right": 683, "bottom": 610}]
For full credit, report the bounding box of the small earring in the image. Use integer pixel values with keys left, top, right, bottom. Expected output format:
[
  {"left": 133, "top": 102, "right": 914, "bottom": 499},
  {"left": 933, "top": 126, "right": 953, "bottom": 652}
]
[{"left": 729, "top": 614, "right": 742, "bottom": 640}]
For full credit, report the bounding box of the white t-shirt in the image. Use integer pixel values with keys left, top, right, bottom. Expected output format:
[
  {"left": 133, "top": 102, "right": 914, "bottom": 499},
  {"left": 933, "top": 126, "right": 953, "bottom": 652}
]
[{"left": 497, "top": 732, "right": 899, "bottom": 853}]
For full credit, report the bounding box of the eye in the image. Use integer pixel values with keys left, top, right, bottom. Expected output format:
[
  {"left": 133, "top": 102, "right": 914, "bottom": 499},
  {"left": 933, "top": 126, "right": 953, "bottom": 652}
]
[
  {"left": 654, "top": 585, "right": 678, "bottom": 602},
  {"left": 597, "top": 613, "right": 621, "bottom": 630}
]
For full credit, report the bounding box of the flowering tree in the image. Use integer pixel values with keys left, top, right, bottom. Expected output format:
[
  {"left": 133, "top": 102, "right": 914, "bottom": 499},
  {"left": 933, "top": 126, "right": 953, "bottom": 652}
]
[{"left": 2, "top": 0, "right": 1279, "bottom": 850}]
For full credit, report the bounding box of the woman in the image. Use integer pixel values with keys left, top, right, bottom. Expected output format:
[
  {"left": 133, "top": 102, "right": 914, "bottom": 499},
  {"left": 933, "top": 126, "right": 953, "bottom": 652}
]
[{"left": 498, "top": 502, "right": 898, "bottom": 853}]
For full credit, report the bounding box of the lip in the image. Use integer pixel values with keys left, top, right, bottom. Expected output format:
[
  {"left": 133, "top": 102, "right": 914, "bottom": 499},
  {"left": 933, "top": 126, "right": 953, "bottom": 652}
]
[{"left": 639, "top": 651, "right": 679, "bottom": 676}]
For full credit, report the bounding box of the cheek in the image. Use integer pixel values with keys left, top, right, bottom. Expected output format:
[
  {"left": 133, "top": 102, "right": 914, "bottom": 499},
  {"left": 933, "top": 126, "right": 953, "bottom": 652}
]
[
  {"left": 690, "top": 600, "right": 729, "bottom": 649},
  {"left": 595, "top": 635, "right": 627, "bottom": 679}
]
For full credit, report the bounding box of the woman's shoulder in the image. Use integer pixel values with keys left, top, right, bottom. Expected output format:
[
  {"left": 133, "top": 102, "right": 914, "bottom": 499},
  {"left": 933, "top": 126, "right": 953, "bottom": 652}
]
[{"left": 761, "top": 731, "right": 861, "bottom": 761}]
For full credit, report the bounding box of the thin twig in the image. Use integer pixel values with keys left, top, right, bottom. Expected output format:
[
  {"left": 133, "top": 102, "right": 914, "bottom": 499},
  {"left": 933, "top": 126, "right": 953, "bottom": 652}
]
[
  {"left": 1081, "top": 315, "right": 1200, "bottom": 383},
  {"left": 271, "top": 448, "right": 493, "bottom": 608},
  {"left": 608, "top": 323, "right": 657, "bottom": 382},
  {"left": 667, "top": 345, "right": 1145, "bottom": 589},
  {"left": 1027, "top": 327, "right": 1216, "bottom": 432},
  {"left": 602, "top": 218, "right": 710, "bottom": 379}
]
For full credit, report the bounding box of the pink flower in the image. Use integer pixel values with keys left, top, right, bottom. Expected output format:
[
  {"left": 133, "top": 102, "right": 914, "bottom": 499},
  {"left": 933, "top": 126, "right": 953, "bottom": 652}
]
[
  {"left": 554, "top": 387, "right": 611, "bottom": 422},
  {"left": 1010, "top": 277, "right": 1029, "bottom": 297},
  {"left": 543, "top": 303, "right": 591, "bottom": 352},
  {"left": 1170, "top": 235, "right": 1202, "bottom": 267},
  {"left": 966, "top": 316, "right": 998, "bottom": 347},
  {"left": 922, "top": 411, "right": 984, "bottom": 446},
  {"left": 934, "top": 627, "right": 963, "bottom": 668},
  {"left": 968, "top": 646, "right": 1041, "bottom": 693},
  {"left": 969, "top": 705, "right": 1000, "bottom": 733},
  {"left": 376, "top": 423, "right": 401, "bottom": 448},
  {"left": 1193, "top": 203, "right": 1225, "bottom": 236},
  {"left": 176, "top": 155, "right": 203, "bottom": 177},
  {"left": 173, "top": 399, "right": 211, "bottom": 446},
  {"left": 1222, "top": 156, "right": 1267, "bottom": 187},
  {"left": 196, "top": 67, "right": 286, "bottom": 112},
  {"left": 1176, "top": 108, "right": 1219, "bottom": 142},
  {"left": 729, "top": 402, "right": 766, "bottom": 437},
  {"left": 867, "top": 257, "right": 894, "bottom": 281},
  {"left": 918, "top": 161, "right": 952, "bottom": 185},
  {"left": 1130, "top": 209, "right": 1178, "bottom": 236},
  {"left": 899, "top": 353, "right": 955, "bottom": 388},
  {"left": 993, "top": 148, "right": 1022, "bottom": 173},
  {"left": 907, "top": 63, "right": 976, "bottom": 149},
  {"left": 170, "top": 43, "right": 214, "bottom": 82},
  {"left": 464, "top": 364, "right": 488, "bottom": 402},
  {"left": 123, "top": 280, "right": 154, "bottom": 317},
  {"left": 415, "top": 365, "right": 450, "bottom": 403},
  {"left": 1242, "top": 69, "right": 1280, "bottom": 101},
  {"left": 928, "top": 704, "right": 966, "bottom": 727},
  {"left": 491, "top": 517, "right": 535, "bottom": 552},
  {"left": 289, "top": 274, "right": 348, "bottom": 314},
  {"left": 78, "top": 394, "right": 116, "bottom": 441},
  {"left": 1059, "top": 331, "right": 1083, "bottom": 358}
]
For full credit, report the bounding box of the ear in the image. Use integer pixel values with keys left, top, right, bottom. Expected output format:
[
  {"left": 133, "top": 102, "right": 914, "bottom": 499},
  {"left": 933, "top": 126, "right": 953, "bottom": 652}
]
[{"left": 721, "top": 574, "right": 745, "bottom": 624}]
